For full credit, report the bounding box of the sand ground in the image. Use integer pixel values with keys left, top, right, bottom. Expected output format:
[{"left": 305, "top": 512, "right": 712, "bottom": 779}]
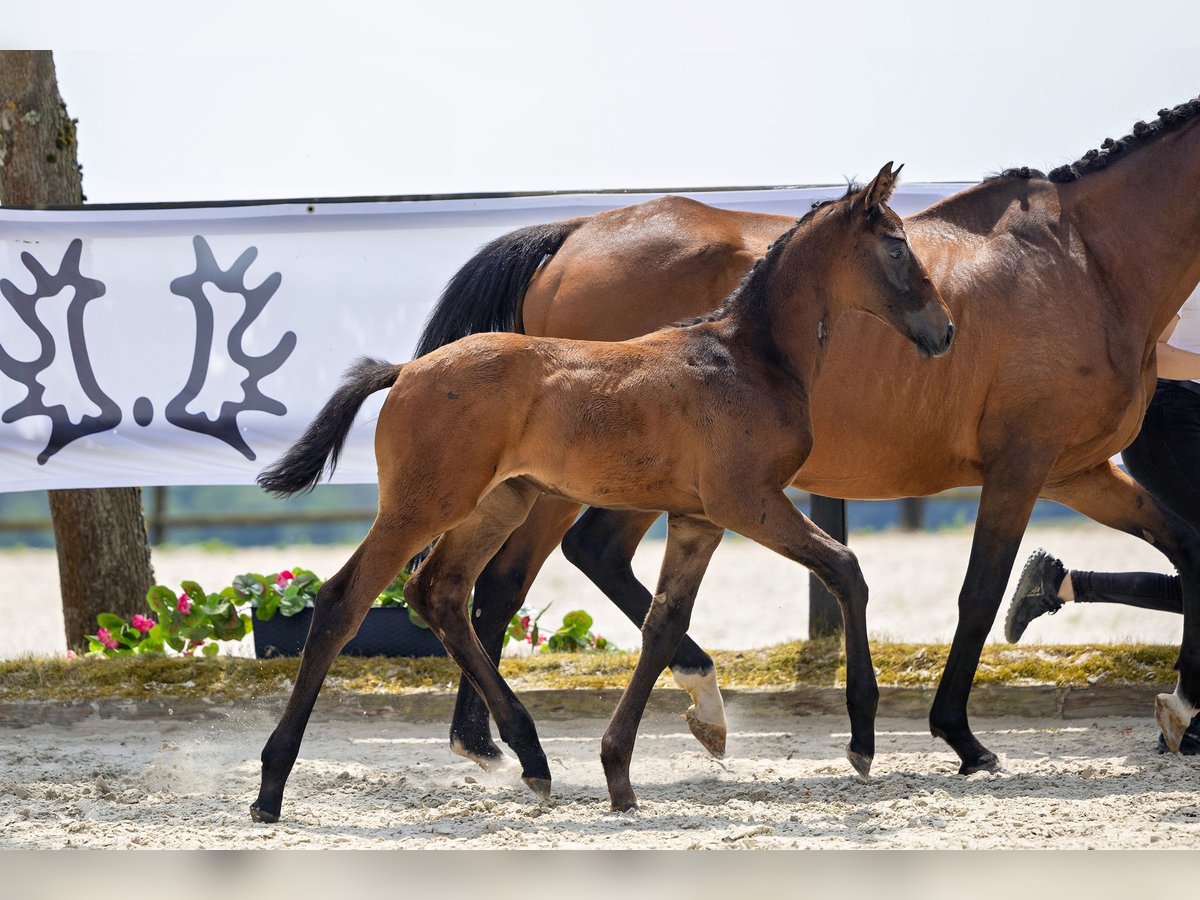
[
  {"left": 0, "top": 522, "right": 1185, "bottom": 659},
  {"left": 1, "top": 704, "right": 1198, "bottom": 849}
]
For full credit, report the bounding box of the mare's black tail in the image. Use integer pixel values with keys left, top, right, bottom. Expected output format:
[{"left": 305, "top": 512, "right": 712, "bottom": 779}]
[
  {"left": 257, "top": 357, "right": 401, "bottom": 497},
  {"left": 413, "top": 219, "right": 580, "bottom": 357}
]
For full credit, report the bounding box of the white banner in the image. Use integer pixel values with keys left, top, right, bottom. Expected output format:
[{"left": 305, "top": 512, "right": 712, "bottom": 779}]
[{"left": 0, "top": 183, "right": 968, "bottom": 492}]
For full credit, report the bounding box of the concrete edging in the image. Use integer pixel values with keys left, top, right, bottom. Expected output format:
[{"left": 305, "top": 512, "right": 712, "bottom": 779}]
[{"left": 0, "top": 682, "right": 1171, "bottom": 729}]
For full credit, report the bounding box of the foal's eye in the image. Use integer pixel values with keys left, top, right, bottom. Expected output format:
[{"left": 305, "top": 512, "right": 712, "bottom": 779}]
[{"left": 888, "top": 246, "right": 904, "bottom": 260}]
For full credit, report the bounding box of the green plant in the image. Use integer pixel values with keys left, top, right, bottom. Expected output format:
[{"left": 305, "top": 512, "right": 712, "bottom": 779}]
[
  {"left": 86, "top": 581, "right": 251, "bottom": 658},
  {"left": 502, "top": 604, "right": 617, "bottom": 653}
]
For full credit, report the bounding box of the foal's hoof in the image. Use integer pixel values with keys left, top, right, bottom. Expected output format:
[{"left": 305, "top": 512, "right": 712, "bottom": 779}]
[
  {"left": 685, "top": 707, "right": 727, "bottom": 759},
  {"left": 451, "top": 737, "right": 511, "bottom": 772},
  {"left": 846, "top": 745, "right": 873, "bottom": 781},
  {"left": 957, "top": 750, "right": 1000, "bottom": 776},
  {"left": 249, "top": 803, "right": 280, "bottom": 824},
  {"left": 1156, "top": 692, "right": 1192, "bottom": 754},
  {"left": 522, "top": 776, "right": 552, "bottom": 799}
]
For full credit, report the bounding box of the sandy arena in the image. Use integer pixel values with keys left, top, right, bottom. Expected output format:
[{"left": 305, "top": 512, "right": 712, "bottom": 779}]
[{"left": 1, "top": 522, "right": 1198, "bottom": 849}]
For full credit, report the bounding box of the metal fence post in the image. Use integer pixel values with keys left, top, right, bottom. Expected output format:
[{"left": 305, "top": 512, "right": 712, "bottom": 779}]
[{"left": 808, "top": 494, "right": 846, "bottom": 638}]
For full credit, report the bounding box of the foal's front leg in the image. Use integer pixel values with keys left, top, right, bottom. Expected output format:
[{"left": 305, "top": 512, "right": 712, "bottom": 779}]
[
  {"left": 714, "top": 489, "right": 878, "bottom": 778},
  {"left": 600, "top": 514, "right": 725, "bottom": 811}
]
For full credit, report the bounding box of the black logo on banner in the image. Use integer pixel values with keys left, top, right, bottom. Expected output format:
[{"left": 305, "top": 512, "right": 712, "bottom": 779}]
[
  {"left": 0, "top": 236, "right": 296, "bottom": 464},
  {"left": 166, "top": 236, "right": 297, "bottom": 460},
  {"left": 0, "top": 239, "right": 121, "bottom": 464}
]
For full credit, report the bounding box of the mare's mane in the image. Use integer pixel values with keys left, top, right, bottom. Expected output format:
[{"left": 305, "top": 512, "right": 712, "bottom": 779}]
[
  {"left": 672, "top": 182, "right": 863, "bottom": 328},
  {"left": 996, "top": 96, "right": 1200, "bottom": 184}
]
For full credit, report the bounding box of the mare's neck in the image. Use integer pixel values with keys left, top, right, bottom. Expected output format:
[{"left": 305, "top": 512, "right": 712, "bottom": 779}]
[{"left": 1063, "top": 117, "right": 1200, "bottom": 338}]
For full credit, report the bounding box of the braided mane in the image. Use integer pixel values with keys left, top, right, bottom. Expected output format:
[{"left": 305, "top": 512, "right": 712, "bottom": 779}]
[{"left": 997, "top": 96, "right": 1200, "bottom": 183}]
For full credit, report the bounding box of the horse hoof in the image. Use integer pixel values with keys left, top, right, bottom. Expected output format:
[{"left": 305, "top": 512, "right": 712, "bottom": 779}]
[
  {"left": 685, "top": 707, "right": 727, "bottom": 758},
  {"left": 451, "top": 737, "right": 511, "bottom": 772},
  {"left": 249, "top": 803, "right": 279, "bottom": 824},
  {"left": 957, "top": 751, "right": 1000, "bottom": 776},
  {"left": 846, "top": 745, "right": 873, "bottom": 781},
  {"left": 1156, "top": 693, "right": 1192, "bottom": 753},
  {"left": 522, "top": 776, "right": 552, "bottom": 799},
  {"left": 609, "top": 793, "right": 639, "bottom": 813}
]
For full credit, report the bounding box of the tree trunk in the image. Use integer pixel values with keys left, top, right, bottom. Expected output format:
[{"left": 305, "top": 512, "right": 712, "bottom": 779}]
[{"left": 0, "top": 51, "right": 155, "bottom": 648}]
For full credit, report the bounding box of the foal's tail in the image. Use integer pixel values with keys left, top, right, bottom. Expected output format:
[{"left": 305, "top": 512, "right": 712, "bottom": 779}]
[
  {"left": 413, "top": 219, "right": 581, "bottom": 356},
  {"left": 257, "top": 357, "right": 401, "bottom": 497}
]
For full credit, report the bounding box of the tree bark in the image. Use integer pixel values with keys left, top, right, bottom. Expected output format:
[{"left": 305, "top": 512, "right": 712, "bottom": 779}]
[{"left": 0, "top": 51, "right": 155, "bottom": 648}]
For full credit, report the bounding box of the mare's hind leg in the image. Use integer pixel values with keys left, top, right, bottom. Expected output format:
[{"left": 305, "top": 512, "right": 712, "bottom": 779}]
[
  {"left": 711, "top": 490, "right": 878, "bottom": 778},
  {"left": 405, "top": 478, "right": 555, "bottom": 795},
  {"left": 600, "top": 514, "right": 725, "bottom": 811},
  {"left": 252, "top": 520, "right": 429, "bottom": 823},
  {"left": 1043, "top": 462, "right": 1200, "bottom": 750},
  {"left": 564, "top": 507, "right": 726, "bottom": 757},
  {"left": 449, "top": 495, "right": 581, "bottom": 768}
]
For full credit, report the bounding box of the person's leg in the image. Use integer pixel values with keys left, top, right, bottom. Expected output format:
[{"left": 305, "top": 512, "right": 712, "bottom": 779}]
[{"left": 1005, "top": 382, "right": 1200, "bottom": 751}]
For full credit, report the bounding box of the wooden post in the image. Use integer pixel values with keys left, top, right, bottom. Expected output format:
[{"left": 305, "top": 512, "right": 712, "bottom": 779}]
[
  {"left": 899, "top": 496, "right": 926, "bottom": 531},
  {"left": 808, "top": 494, "right": 846, "bottom": 638}
]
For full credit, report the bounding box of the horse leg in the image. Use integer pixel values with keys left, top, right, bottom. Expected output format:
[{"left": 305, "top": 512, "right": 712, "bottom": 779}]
[
  {"left": 1042, "top": 462, "right": 1200, "bottom": 750},
  {"left": 404, "top": 478, "right": 557, "bottom": 796},
  {"left": 599, "top": 514, "right": 725, "bottom": 810},
  {"left": 929, "top": 450, "right": 1056, "bottom": 774},
  {"left": 448, "top": 495, "right": 581, "bottom": 768},
  {"left": 711, "top": 490, "right": 878, "bottom": 778},
  {"left": 563, "top": 507, "right": 726, "bottom": 757},
  {"left": 252, "top": 519, "right": 429, "bottom": 823}
]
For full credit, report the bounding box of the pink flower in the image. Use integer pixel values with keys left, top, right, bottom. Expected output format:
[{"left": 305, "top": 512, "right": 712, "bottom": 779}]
[
  {"left": 96, "top": 627, "right": 119, "bottom": 650},
  {"left": 132, "top": 614, "right": 155, "bottom": 634},
  {"left": 275, "top": 570, "right": 295, "bottom": 588},
  {"left": 177, "top": 593, "right": 192, "bottom": 615},
  {"left": 66, "top": 649, "right": 77, "bottom": 659}
]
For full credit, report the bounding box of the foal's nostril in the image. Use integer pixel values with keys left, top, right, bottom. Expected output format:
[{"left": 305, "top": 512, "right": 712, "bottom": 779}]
[{"left": 945, "top": 323, "right": 955, "bottom": 347}]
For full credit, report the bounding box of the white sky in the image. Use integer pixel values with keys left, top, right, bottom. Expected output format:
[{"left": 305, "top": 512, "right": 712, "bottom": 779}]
[{"left": 6, "top": 0, "right": 1200, "bottom": 203}]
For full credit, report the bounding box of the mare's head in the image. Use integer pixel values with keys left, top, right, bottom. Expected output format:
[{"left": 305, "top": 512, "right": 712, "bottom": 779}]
[{"left": 823, "top": 162, "right": 954, "bottom": 357}]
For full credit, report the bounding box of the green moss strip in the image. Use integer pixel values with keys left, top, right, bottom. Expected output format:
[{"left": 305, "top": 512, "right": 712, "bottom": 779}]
[{"left": 0, "top": 640, "right": 1178, "bottom": 704}]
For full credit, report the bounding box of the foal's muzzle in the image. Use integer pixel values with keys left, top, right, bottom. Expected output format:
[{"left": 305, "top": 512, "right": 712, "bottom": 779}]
[{"left": 905, "top": 303, "right": 955, "bottom": 358}]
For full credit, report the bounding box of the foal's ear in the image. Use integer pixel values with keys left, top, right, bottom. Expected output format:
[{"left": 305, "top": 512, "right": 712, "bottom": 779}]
[{"left": 860, "top": 161, "right": 903, "bottom": 214}]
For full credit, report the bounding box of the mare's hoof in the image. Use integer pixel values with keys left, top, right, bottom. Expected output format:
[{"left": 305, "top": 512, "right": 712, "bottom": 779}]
[
  {"left": 685, "top": 707, "right": 727, "bottom": 759},
  {"left": 846, "top": 745, "right": 873, "bottom": 781},
  {"left": 957, "top": 751, "right": 1000, "bottom": 776},
  {"left": 609, "top": 793, "right": 639, "bottom": 813},
  {"left": 249, "top": 803, "right": 279, "bottom": 824},
  {"left": 522, "top": 776, "right": 552, "bottom": 799},
  {"left": 451, "top": 737, "right": 511, "bottom": 772},
  {"left": 1156, "top": 693, "right": 1192, "bottom": 754}
]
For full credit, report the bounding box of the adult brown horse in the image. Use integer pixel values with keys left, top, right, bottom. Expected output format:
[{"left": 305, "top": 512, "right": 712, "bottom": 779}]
[
  {"left": 250, "top": 165, "right": 953, "bottom": 820},
  {"left": 422, "top": 98, "right": 1200, "bottom": 774}
]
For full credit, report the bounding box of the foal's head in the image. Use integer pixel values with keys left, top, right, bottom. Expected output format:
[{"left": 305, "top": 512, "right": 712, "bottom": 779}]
[{"left": 820, "top": 162, "right": 954, "bottom": 358}]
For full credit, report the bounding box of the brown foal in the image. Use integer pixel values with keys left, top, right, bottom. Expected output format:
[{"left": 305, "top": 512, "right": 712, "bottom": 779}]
[
  {"left": 250, "top": 163, "right": 953, "bottom": 819},
  {"left": 425, "top": 99, "right": 1200, "bottom": 773}
]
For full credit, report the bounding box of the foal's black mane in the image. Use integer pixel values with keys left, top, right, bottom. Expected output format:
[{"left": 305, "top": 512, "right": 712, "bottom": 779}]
[
  {"left": 672, "top": 182, "right": 862, "bottom": 328},
  {"left": 997, "top": 96, "right": 1200, "bottom": 184}
]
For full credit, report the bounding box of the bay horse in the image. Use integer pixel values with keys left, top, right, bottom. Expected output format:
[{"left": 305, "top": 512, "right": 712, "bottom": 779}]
[
  {"left": 422, "top": 98, "right": 1200, "bottom": 774},
  {"left": 250, "top": 164, "right": 954, "bottom": 820}
]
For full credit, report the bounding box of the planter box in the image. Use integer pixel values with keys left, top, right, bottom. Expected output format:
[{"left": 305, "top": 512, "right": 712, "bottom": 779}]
[{"left": 252, "top": 606, "right": 447, "bottom": 659}]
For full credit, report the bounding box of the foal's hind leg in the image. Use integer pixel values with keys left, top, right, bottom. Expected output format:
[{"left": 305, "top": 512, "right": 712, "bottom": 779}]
[
  {"left": 563, "top": 507, "right": 726, "bottom": 757},
  {"left": 1043, "top": 462, "right": 1200, "bottom": 750},
  {"left": 405, "top": 478, "right": 556, "bottom": 796},
  {"left": 252, "top": 519, "right": 429, "bottom": 823},
  {"left": 449, "top": 495, "right": 581, "bottom": 769},
  {"left": 711, "top": 490, "right": 878, "bottom": 778},
  {"left": 600, "top": 514, "right": 725, "bottom": 811}
]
